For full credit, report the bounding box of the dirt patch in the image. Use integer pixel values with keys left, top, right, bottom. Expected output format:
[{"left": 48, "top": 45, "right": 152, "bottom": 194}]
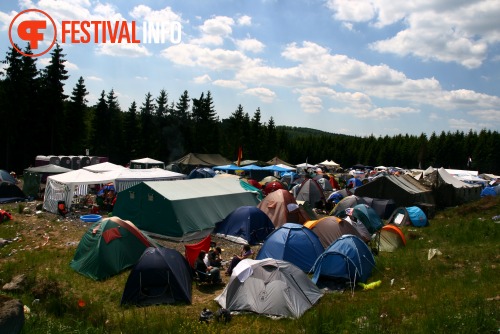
[{"left": 0, "top": 200, "right": 262, "bottom": 306}]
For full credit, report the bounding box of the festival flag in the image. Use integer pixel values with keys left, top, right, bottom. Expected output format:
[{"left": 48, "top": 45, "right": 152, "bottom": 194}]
[{"left": 237, "top": 146, "right": 243, "bottom": 166}]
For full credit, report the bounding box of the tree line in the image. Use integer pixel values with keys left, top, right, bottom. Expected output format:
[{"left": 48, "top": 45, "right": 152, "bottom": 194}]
[{"left": 1, "top": 44, "right": 499, "bottom": 175}]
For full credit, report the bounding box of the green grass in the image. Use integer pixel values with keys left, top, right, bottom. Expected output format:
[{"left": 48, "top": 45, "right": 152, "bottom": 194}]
[{"left": 0, "top": 196, "right": 499, "bottom": 333}]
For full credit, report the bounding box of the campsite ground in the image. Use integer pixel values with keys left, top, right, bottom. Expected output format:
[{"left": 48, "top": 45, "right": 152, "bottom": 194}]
[
  {"left": 0, "top": 200, "right": 264, "bottom": 305},
  {"left": 1, "top": 197, "right": 499, "bottom": 333}
]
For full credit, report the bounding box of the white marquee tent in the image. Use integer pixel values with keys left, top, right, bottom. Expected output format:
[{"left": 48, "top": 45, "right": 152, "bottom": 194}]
[
  {"left": 318, "top": 160, "right": 340, "bottom": 168},
  {"left": 43, "top": 168, "right": 186, "bottom": 214},
  {"left": 82, "top": 162, "right": 126, "bottom": 173}
]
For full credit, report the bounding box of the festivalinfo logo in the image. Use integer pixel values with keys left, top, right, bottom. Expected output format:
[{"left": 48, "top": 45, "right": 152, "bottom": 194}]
[{"left": 9, "top": 9, "right": 182, "bottom": 57}]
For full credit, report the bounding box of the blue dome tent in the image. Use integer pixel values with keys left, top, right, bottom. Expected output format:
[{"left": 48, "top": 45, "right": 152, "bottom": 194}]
[
  {"left": 312, "top": 234, "right": 375, "bottom": 288},
  {"left": 213, "top": 206, "right": 275, "bottom": 245},
  {"left": 256, "top": 223, "right": 324, "bottom": 272},
  {"left": 188, "top": 167, "right": 216, "bottom": 179}
]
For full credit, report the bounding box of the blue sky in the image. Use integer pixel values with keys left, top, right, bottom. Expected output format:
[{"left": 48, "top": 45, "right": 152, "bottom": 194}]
[{"left": 2, "top": 0, "right": 500, "bottom": 137}]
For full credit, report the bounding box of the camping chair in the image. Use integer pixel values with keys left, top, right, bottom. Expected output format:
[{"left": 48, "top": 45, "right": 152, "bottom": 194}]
[
  {"left": 57, "top": 201, "right": 68, "bottom": 217},
  {"left": 193, "top": 268, "right": 218, "bottom": 286}
]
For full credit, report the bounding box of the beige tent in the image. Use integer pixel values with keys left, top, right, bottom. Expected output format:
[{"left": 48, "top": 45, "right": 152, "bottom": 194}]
[
  {"left": 318, "top": 160, "right": 340, "bottom": 169},
  {"left": 266, "top": 157, "right": 295, "bottom": 167},
  {"left": 257, "top": 189, "right": 310, "bottom": 228}
]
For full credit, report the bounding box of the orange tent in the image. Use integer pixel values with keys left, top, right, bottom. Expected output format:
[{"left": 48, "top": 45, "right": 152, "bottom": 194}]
[{"left": 377, "top": 225, "right": 406, "bottom": 252}]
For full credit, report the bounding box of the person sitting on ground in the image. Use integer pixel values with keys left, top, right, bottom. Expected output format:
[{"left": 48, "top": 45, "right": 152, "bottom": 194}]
[
  {"left": 194, "top": 250, "right": 222, "bottom": 283},
  {"left": 225, "top": 244, "right": 253, "bottom": 276},
  {"left": 209, "top": 246, "right": 223, "bottom": 268}
]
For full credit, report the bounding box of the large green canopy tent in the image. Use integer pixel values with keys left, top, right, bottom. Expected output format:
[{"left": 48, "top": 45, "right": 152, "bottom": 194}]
[
  {"left": 113, "top": 178, "right": 261, "bottom": 241},
  {"left": 172, "top": 153, "right": 232, "bottom": 174},
  {"left": 22, "top": 164, "right": 72, "bottom": 198}
]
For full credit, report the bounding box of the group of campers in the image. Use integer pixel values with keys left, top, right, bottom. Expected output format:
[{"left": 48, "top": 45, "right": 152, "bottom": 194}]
[{"left": 194, "top": 243, "right": 254, "bottom": 283}]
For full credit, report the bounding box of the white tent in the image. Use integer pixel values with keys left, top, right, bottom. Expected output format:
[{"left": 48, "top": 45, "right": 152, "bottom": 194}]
[
  {"left": 318, "top": 160, "right": 340, "bottom": 168},
  {"left": 129, "top": 157, "right": 165, "bottom": 169},
  {"left": 83, "top": 162, "right": 126, "bottom": 173},
  {"left": 275, "top": 163, "right": 296, "bottom": 171},
  {"left": 103, "top": 168, "right": 186, "bottom": 192},
  {"left": 43, "top": 168, "right": 186, "bottom": 214},
  {"left": 43, "top": 169, "right": 116, "bottom": 213},
  {"left": 295, "top": 163, "right": 317, "bottom": 169},
  {"left": 445, "top": 169, "right": 478, "bottom": 177}
]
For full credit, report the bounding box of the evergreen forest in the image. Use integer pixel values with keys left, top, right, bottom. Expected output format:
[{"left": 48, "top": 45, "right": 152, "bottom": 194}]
[{"left": 2, "top": 44, "right": 499, "bottom": 175}]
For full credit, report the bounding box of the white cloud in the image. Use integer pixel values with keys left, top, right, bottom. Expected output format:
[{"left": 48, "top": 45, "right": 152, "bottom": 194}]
[
  {"left": 237, "top": 15, "right": 252, "bottom": 26},
  {"left": 325, "top": 0, "right": 376, "bottom": 22},
  {"left": 298, "top": 95, "right": 323, "bottom": 113},
  {"left": 37, "top": 57, "right": 78, "bottom": 70},
  {"left": 243, "top": 87, "right": 276, "bottom": 103},
  {"left": 194, "top": 74, "right": 211, "bottom": 84},
  {"left": 342, "top": 22, "right": 354, "bottom": 31},
  {"left": 135, "top": 76, "right": 148, "bottom": 80},
  {"left": 448, "top": 118, "right": 487, "bottom": 131},
  {"left": 327, "top": 0, "right": 500, "bottom": 68},
  {"left": 429, "top": 113, "right": 441, "bottom": 121},
  {"left": 236, "top": 41, "right": 498, "bottom": 118},
  {"left": 63, "top": 60, "right": 78, "bottom": 70},
  {"left": 440, "top": 89, "right": 500, "bottom": 109},
  {"left": 129, "top": 5, "right": 182, "bottom": 23},
  {"left": 328, "top": 106, "right": 418, "bottom": 120},
  {"left": 192, "top": 16, "right": 234, "bottom": 46},
  {"left": 129, "top": 5, "right": 184, "bottom": 44},
  {"left": 235, "top": 38, "right": 265, "bottom": 53},
  {"left": 96, "top": 43, "right": 151, "bottom": 57},
  {"left": 468, "top": 109, "right": 500, "bottom": 123},
  {"left": 161, "top": 43, "right": 260, "bottom": 70},
  {"left": 86, "top": 75, "right": 102, "bottom": 81},
  {"left": 213, "top": 79, "right": 246, "bottom": 89}
]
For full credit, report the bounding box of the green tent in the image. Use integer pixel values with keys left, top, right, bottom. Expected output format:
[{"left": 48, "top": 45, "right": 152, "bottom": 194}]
[
  {"left": 22, "top": 164, "right": 72, "bottom": 198},
  {"left": 70, "top": 216, "right": 157, "bottom": 281},
  {"left": 113, "top": 178, "right": 261, "bottom": 241}
]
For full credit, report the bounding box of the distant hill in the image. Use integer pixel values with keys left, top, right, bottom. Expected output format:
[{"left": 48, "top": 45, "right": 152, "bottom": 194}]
[{"left": 277, "top": 126, "right": 350, "bottom": 139}]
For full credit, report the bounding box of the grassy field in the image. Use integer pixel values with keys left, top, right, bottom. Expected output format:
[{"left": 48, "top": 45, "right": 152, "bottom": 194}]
[{"left": 0, "top": 196, "right": 499, "bottom": 333}]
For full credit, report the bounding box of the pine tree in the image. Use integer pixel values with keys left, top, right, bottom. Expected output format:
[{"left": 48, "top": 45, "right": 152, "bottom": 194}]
[
  {"left": 155, "top": 89, "right": 171, "bottom": 162},
  {"left": 140, "top": 92, "right": 156, "bottom": 156},
  {"left": 67, "top": 76, "right": 89, "bottom": 154},
  {"left": 123, "top": 101, "right": 140, "bottom": 159},
  {"left": 2, "top": 44, "right": 41, "bottom": 170},
  {"left": 173, "top": 90, "right": 191, "bottom": 152},
  {"left": 40, "top": 43, "right": 69, "bottom": 154},
  {"left": 107, "top": 89, "right": 124, "bottom": 162},
  {"left": 250, "top": 108, "right": 263, "bottom": 158},
  {"left": 90, "top": 91, "right": 108, "bottom": 156}
]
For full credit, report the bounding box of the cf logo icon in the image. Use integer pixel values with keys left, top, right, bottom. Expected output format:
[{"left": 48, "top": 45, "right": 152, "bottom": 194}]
[{"left": 9, "top": 9, "right": 57, "bottom": 57}]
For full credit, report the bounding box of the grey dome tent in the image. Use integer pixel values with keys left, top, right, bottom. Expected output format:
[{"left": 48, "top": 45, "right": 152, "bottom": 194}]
[
  {"left": 121, "top": 247, "right": 192, "bottom": 306},
  {"left": 295, "top": 178, "right": 326, "bottom": 209},
  {"left": 215, "top": 258, "right": 323, "bottom": 319}
]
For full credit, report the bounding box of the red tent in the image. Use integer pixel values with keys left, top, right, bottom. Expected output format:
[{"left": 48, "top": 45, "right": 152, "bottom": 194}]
[
  {"left": 263, "top": 181, "right": 285, "bottom": 195},
  {"left": 247, "top": 178, "right": 262, "bottom": 189}
]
